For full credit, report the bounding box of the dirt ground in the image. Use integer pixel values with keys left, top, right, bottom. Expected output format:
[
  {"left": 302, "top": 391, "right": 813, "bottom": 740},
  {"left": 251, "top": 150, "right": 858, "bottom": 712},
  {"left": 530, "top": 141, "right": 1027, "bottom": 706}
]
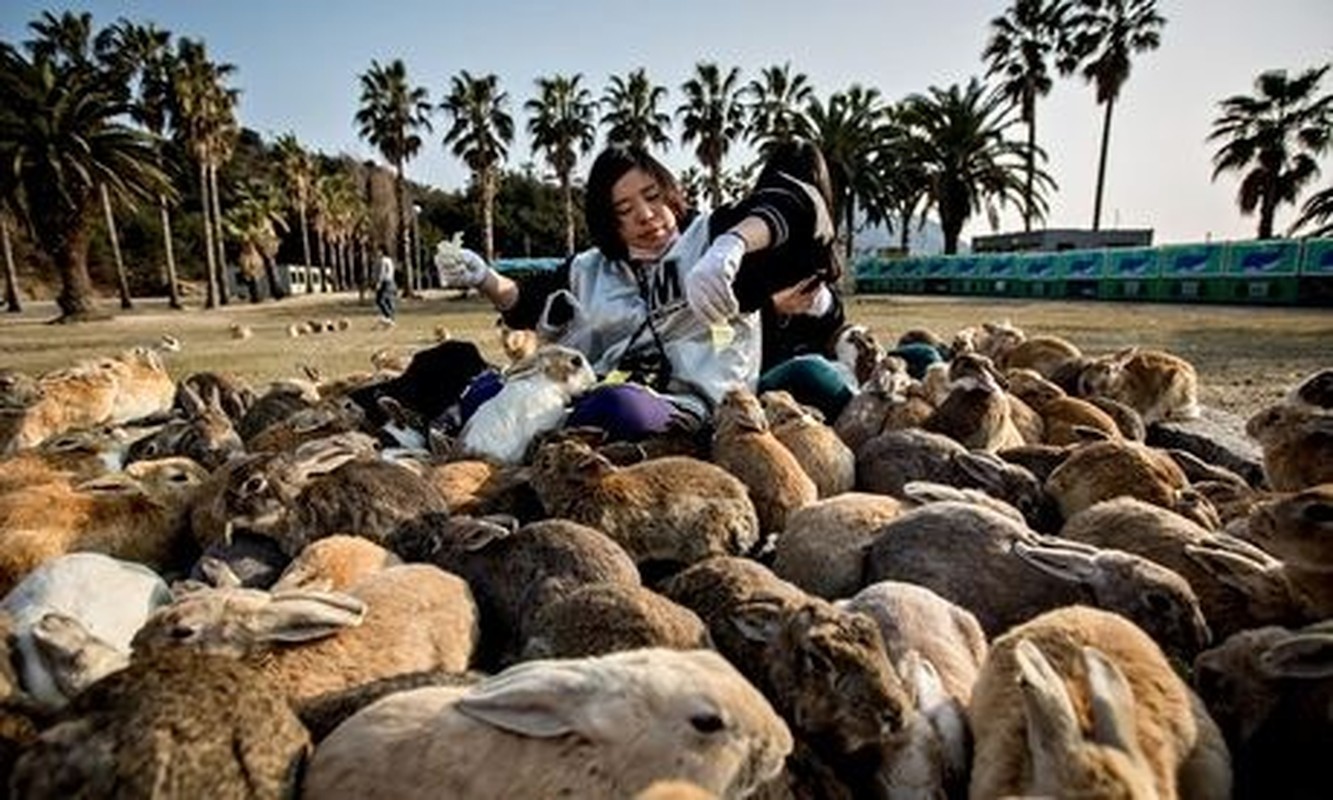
[{"left": 1, "top": 290, "right": 1328, "bottom": 422}]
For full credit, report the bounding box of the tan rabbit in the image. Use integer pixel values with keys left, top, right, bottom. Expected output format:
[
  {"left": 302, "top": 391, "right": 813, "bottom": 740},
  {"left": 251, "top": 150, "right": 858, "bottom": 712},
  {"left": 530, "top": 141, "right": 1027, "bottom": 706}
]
[
  {"left": 1245, "top": 402, "right": 1333, "bottom": 491},
  {"left": 1077, "top": 347, "right": 1201, "bottom": 424},
  {"left": 1006, "top": 368, "right": 1121, "bottom": 445},
  {"left": 996, "top": 334, "right": 1083, "bottom": 378},
  {"left": 712, "top": 387, "right": 817, "bottom": 535},
  {"left": 760, "top": 390, "right": 855, "bottom": 498}
]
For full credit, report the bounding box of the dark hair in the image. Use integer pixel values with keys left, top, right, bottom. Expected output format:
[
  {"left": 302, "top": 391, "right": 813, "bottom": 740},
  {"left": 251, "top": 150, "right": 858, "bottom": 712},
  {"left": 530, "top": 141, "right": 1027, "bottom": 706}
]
[
  {"left": 584, "top": 145, "right": 687, "bottom": 261},
  {"left": 756, "top": 139, "right": 842, "bottom": 283}
]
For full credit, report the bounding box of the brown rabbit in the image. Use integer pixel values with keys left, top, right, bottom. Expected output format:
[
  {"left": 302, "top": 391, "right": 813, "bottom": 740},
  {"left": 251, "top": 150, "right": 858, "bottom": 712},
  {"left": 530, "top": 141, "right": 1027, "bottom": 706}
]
[
  {"left": 1245, "top": 402, "right": 1333, "bottom": 491},
  {"left": 712, "top": 387, "right": 817, "bottom": 535},
  {"left": 1006, "top": 368, "right": 1121, "bottom": 446},
  {"left": 1077, "top": 347, "right": 1201, "bottom": 424},
  {"left": 923, "top": 353, "right": 1025, "bottom": 452},
  {"left": 997, "top": 335, "right": 1083, "bottom": 378},
  {"left": 1045, "top": 439, "right": 1221, "bottom": 529},
  {"left": 760, "top": 390, "right": 855, "bottom": 498}
]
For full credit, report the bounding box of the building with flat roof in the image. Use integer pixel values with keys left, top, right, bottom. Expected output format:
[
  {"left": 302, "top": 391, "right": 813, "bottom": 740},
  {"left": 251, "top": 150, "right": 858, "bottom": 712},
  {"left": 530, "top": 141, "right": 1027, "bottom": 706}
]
[{"left": 972, "top": 228, "right": 1154, "bottom": 253}]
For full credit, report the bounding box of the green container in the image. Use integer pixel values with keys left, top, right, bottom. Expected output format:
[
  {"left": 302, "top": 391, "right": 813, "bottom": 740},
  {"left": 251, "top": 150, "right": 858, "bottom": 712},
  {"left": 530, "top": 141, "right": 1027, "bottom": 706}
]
[
  {"left": 948, "top": 256, "right": 986, "bottom": 295},
  {"left": 1159, "top": 243, "right": 1226, "bottom": 301},
  {"left": 1098, "top": 247, "right": 1163, "bottom": 301},
  {"left": 1225, "top": 240, "right": 1301, "bottom": 276},
  {"left": 1300, "top": 238, "right": 1333, "bottom": 276}
]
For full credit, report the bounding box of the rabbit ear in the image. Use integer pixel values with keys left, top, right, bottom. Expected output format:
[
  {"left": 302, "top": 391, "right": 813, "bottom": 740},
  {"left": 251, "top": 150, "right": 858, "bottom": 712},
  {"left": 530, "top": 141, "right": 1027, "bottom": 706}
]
[
  {"left": 178, "top": 382, "right": 207, "bottom": 418},
  {"left": 1083, "top": 646, "right": 1140, "bottom": 754},
  {"left": 456, "top": 660, "right": 599, "bottom": 737},
  {"left": 503, "top": 351, "right": 543, "bottom": 381},
  {"left": 1258, "top": 630, "right": 1333, "bottom": 679},
  {"left": 198, "top": 556, "right": 243, "bottom": 589},
  {"left": 1012, "top": 540, "right": 1101, "bottom": 585},
  {"left": 1014, "top": 638, "right": 1080, "bottom": 756},
  {"left": 252, "top": 591, "right": 367, "bottom": 643}
]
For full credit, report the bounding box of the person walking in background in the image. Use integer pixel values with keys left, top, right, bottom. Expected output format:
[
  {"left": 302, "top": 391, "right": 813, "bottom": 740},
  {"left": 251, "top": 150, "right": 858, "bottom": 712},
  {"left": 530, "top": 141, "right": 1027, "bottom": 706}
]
[{"left": 375, "top": 247, "right": 396, "bottom": 324}]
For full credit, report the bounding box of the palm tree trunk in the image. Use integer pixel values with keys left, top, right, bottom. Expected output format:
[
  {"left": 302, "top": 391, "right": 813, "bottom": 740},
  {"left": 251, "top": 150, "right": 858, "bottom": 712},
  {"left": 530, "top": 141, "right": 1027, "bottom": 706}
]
[
  {"left": 1025, "top": 98, "right": 1036, "bottom": 234},
  {"left": 100, "top": 184, "right": 133, "bottom": 310},
  {"left": 199, "top": 161, "right": 219, "bottom": 309},
  {"left": 561, "top": 172, "right": 575, "bottom": 255},
  {"left": 299, "top": 201, "right": 312, "bottom": 267},
  {"left": 209, "top": 164, "right": 230, "bottom": 305},
  {"left": 393, "top": 161, "right": 415, "bottom": 298},
  {"left": 160, "top": 195, "right": 181, "bottom": 309},
  {"left": 898, "top": 208, "right": 912, "bottom": 252},
  {"left": 1092, "top": 95, "right": 1115, "bottom": 232},
  {"left": 482, "top": 169, "right": 497, "bottom": 263},
  {"left": 321, "top": 233, "right": 331, "bottom": 292},
  {"left": 53, "top": 224, "right": 99, "bottom": 320},
  {"left": 1258, "top": 170, "right": 1279, "bottom": 239},
  {"left": 2, "top": 216, "right": 21, "bottom": 313}
]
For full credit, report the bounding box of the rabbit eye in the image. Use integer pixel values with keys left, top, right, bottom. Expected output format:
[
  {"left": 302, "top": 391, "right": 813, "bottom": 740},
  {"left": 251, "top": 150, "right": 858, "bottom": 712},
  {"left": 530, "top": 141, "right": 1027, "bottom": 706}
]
[
  {"left": 1305, "top": 503, "right": 1333, "bottom": 523},
  {"left": 689, "top": 713, "right": 725, "bottom": 734},
  {"left": 169, "top": 624, "right": 198, "bottom": 641},
  {"left": 241, "top": 474, "right": 267, "bottom": 495}
]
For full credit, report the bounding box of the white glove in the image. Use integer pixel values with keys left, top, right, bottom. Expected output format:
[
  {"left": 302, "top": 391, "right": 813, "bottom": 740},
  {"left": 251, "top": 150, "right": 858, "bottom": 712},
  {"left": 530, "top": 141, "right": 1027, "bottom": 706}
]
[
  {"left": 436, "top": 244, "right": 492, "bottom": 288},
  {"left": 686, "top": 232, "right": 746, "bottom": 324}
]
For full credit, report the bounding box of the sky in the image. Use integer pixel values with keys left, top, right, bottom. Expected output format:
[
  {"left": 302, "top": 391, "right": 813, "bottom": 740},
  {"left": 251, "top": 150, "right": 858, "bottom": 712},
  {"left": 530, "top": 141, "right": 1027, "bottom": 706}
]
[{"left": 2, "top": 0, "right": 1330, "bottom": 246}]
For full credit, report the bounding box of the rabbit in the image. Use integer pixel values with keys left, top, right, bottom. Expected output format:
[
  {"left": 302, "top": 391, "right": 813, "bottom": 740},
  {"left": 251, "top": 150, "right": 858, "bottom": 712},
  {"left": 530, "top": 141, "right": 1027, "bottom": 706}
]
[
  {"left": 760, "top": 389, "right": 855, "bottom": 499},
  {"left": 1244, "top": 401, "right": 1333, "bottom": 492},
  {"left": 1077, "top": 346, "right": 1202, "bottom": 424},
  {"left": 996, "top": 334, "right": 1083, "bottom": 378},
  {"left": 457, "top": 344, "right": 597, "bottom": 466},
  {"left": 711, "top": 387, "right": 817, "bottom": 536}
]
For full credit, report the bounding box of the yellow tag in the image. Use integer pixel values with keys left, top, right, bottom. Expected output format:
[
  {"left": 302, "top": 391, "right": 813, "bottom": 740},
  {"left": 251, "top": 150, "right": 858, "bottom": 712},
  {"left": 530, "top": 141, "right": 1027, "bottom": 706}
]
[
  {"left": 709, "top": 324, "right": 736, "bottom": 351},
  {"left": 602, "top": 370, "right": 631, "bottom": 385}
]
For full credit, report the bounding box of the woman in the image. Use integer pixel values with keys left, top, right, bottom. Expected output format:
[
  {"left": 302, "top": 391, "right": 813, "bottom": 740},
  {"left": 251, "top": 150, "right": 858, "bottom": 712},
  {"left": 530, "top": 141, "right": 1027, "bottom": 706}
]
[
  {"left": 732, "top": 140, "right": 857, "bottom": 421},
  {"left": 440, "top": 144, "right": 832, "bottom": 441}
]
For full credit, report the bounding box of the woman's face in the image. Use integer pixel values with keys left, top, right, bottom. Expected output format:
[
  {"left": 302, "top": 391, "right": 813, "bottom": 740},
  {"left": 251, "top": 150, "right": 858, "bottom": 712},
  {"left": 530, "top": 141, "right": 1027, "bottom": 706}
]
[{"left": 611, "top": 167, "right": 677, "bottom": 255}]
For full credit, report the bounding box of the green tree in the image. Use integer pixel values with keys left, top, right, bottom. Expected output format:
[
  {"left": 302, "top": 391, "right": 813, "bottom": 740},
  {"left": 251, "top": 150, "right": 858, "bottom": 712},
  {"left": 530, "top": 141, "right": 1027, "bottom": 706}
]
[
  {"left": 100, "top": 18, "right": 182, "bottom": 308},
  {"left": 526, "top": 73, "right": 596, "bottom": 255},
  {"left": 224, "top": 179, "right": 287, "bottom": 302},
  {"left": 983, "top": 0, "right": 1073, "bottom": 232},
  {"left": 1066, "top": 0, "right": 1165, "bottom": 230},
  {"left": 0, "top": 40, "right": 171, "bottom": 320},
  {"left": 274, "top": 133, "right": 316, "bottom": 273},
  {"left": 1289, "top": 184, "right": 1333, "bottom": 237},
  {"left": 902, "top": 78, "right": 1047, "bottom": 254},
  {"left": 440, "top": 70, "right": 514, "bottom": 263},
  {"left": 1209, "top": 65, "right": 1332, "bottom": 240},
  {"left": 803, "top": 85, "right": 887, "bottom": 259},
  {"left": 600, "top": 68, "right": 672, "bottom": 152},
  {"left": 745, "top": 62, "right": 814, "bottom": 154},
  {"left": 167, "top": 37, "right": 239, "bottom": 308},
  {"left": 677, "top": 62, "right": 746, "bottom": 207},
  {"left": 355, "top": 58, "right": 432, "bottom": 294},
  {"left": 26, "top": 11, "right": 138, "bottom": 309}
]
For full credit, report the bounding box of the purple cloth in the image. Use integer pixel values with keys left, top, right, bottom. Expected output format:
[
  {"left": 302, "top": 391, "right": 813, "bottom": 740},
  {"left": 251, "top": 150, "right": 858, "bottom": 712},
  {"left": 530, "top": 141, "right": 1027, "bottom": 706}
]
[
  {"left": 566, "top": 384, "right": 677, "bottom": 442},
  {"left": 457, "top": 369, "right": 504, "bottom": 425}
]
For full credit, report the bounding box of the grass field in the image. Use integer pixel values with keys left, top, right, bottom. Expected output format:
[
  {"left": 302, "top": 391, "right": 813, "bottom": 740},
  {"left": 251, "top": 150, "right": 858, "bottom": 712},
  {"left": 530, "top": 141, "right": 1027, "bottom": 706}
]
[{"left": 2, "top": 289, "right": 1328, "bottom": 421}]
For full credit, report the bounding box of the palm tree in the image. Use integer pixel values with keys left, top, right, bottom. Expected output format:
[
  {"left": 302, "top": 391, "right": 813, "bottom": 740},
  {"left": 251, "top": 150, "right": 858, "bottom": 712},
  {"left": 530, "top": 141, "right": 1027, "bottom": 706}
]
[
  {"left": 1065, "top": 0, "right": 1165, "bottom": 230},
  {"left": 745, "top": 63, "right": 814, "bottom": 153},
  {"left": 440, "top": 70, "right": 513, "bottom": 263},
  {"left": 861, "top": 106, "right": 931, "bottom": 253},
  {"left": 25, "top": 11, "right": 137, "bottom": 309},
  {"left": 99, "top": 18, "right": 180, "bottom": 307},
  {"left": 355, "top": 58, "right": 431, "bottom": 294},
  {"left": 600, "top": 68, "right": 672, "bottom": 152},
  {"left": 1289, "top": 184, "right": 1333, "bottom": 237},
  {"left": 677, "top": 63, "right": 746, "bottom": 208},
  {"left": 167, "top": 37, "right": 238, "bottom": 309},
  {"left": 526, "top": 73, "right": 596, "bottom": 255},
  {"left": 983, "top": 0, "right": 1073, "bottom": 232},
  {"left": 224, "top": 179, "right": 287, "bottom": 302},
  {"left": 274, "top": 133, "right": 316, "bottom": 271},
  {"left": 1209, "top": 65, "right": 1332, "bottom": 240},
  {"left": 803, "top": 85, "right": 887, "bottom": 259},
  {"left": 0, "top": 41, "right": 171, "bottom": 320},
  {"left": 901, "top": 78, "right": 1048, "bottom": 254}
]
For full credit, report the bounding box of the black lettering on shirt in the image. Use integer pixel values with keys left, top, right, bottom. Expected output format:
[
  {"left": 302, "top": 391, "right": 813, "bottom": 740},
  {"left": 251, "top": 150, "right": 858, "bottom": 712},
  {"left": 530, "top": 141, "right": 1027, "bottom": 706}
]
[{"left": 650, "top": 259, "right": 682, "bottom": 309}]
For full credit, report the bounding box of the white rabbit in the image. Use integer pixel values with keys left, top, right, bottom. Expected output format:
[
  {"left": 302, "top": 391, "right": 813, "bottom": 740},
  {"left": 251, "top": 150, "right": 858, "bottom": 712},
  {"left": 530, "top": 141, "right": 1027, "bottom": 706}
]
[{"left": 457, "top": 345, "right": 597, "bottom": 466}]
